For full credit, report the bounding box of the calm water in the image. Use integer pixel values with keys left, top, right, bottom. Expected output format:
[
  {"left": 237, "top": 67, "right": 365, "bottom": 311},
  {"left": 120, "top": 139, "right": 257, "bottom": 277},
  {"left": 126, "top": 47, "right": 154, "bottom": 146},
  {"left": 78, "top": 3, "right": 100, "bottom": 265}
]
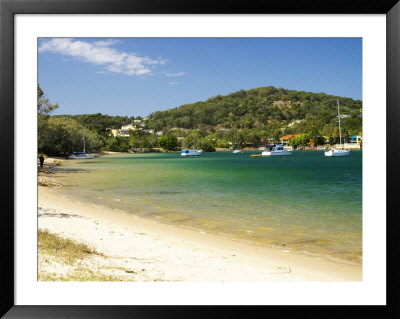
[{"left": 51, "top": 151, "right": 362, "bottom": 264}]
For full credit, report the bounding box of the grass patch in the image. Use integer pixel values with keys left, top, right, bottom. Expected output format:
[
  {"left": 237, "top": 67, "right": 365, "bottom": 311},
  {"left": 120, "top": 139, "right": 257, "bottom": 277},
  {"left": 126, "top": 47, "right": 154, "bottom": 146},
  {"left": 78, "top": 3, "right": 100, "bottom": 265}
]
[
  {"left": 38, "top": 268, "right": 121, "bottom": 282},
  {"left": 38, "top": 229, "right": 131, "bottom": 281},
  {"left": 38, "top": 229, "right": 102, "bottom": 265}
]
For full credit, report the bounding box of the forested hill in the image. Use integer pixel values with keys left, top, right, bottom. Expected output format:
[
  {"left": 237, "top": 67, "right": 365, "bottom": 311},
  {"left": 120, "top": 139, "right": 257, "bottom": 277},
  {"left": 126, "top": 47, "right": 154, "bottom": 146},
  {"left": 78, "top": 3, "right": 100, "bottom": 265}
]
[
  {"left": 53, "top": 113, "right": 135, "bottom": 136},
  {"left": 41, "top": 86, "right": 362, "bottom": 155},
  {"left": 147, "top": 86, "right": 362, "bottom": 138}
]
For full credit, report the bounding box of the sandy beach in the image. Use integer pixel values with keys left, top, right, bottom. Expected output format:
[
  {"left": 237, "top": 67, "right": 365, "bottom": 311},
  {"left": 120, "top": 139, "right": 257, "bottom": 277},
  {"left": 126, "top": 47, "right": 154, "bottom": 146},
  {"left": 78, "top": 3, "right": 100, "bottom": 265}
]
[{"left": 38, "top": 157, "right": 362, "bottom": 282}]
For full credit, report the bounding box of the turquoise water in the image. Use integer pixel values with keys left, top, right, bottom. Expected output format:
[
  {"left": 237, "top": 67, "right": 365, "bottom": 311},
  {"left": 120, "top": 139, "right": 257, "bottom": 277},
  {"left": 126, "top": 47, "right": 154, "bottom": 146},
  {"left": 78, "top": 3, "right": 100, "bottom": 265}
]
[{"left": 52, "top": 151, "right": 362, "bottom": 264}]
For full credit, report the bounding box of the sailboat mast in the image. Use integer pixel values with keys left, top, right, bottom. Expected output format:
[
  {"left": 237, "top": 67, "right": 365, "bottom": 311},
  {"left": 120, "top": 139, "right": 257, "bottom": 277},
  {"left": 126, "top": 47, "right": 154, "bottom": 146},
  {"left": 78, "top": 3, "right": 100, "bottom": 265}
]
[
  {"left": 337, "top": 100, "right": 342, "bottom": 146},
  {"left": 82, "top": 127, "right": 86, "bottom": 153}
]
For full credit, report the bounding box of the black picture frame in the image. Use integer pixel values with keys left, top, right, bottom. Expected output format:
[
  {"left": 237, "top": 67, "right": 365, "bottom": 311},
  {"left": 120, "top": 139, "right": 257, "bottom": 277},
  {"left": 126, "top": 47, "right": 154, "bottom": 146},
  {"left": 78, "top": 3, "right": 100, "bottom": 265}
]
[{"left": 1, "top": 0, "right": 399, "bottom": 318}]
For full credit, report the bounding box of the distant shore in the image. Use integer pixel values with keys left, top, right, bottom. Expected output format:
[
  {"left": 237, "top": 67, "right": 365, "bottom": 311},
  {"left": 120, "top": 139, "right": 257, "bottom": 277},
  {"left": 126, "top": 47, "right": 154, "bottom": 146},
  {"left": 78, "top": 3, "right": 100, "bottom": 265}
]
[
  {"left": 38, "top": 158, "right": 362, "bottom": 282},
  {"left": 39, "top": 145, "right": 362, "bottom": 161}
]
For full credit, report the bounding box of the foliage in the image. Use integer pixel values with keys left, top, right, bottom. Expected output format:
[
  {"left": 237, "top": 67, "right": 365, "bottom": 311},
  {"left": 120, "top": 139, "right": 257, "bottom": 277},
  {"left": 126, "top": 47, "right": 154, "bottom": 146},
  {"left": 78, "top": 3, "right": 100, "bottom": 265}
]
[
  {"left": 146, "top": 86, "right": 362, "bottom": 144},
  {"left": 106, "top": 136, "right": 131, "bottom": 152},
  {"left": 158, "top": 133, "right": 179, "bottom": 151},
  {"left": 198, "top": 138, "right": 216, "bottom": 152},
  {"left": 38, "top": 84, "right": 59, "bottom": 153},
  {"left": 40, "top": 117, "right": 103, "bottom": 155},
  {"left": 54, "top": 113, "right": 135, "bottom": 137},
  {"left": 38, "top": 84, "right": 59, "bottom": 116},
  {"left": 39, "top": 85, "right": 363, "bottom": 154}
]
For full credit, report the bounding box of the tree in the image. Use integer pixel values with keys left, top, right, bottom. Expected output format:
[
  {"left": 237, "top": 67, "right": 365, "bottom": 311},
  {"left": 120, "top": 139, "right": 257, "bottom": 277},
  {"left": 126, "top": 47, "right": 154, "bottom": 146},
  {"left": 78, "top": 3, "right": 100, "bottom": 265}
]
[
  {"left": 38, "top": 84, "right": 59, "bottom": 153},
  {"left": 183, "top": 129, "right": 203, "bottom": 149},
  {"left": 289, "top": 136, "right": 301, "bottom": 149},
  {"left": 106, "top": 136, "right": 131, "bottom": 152},
  {"left": 129, "top": 130, "right": 145, "bottom": 148},
  {"left": 38, "top": 84, "right": 59, "bottom": 116},
  {"left": 158, "top": 133, "right": 178, "bottom": 151},
  {"left": 248, "top": 131, "right": 261, "bottom": 147},
  {"left": 198, "top": 138, "right": 216, "bottom": 152},
  {"left": 300, "top": 134, "right": 311, "bottom": 147},
  {"left": 40, "top": 117, "right": 102, "bottom": 155},
  {"left": 147, "top": 134, "right": 159, "bottom": 148}
]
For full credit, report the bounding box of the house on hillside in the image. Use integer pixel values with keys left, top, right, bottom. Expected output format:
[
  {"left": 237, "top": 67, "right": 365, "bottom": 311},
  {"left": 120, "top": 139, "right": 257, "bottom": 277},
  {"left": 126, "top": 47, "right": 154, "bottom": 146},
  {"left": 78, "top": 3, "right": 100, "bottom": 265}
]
[
  {"left": 133, "top": 119, "right": 145, "bottom": 127},
  {"left": 109, "top": 129, "right": 120, "bottom": 137},
  {"left": 120, "top": 124, "right": 134, "bottom": 133},
  {"left": 119, "top": 124, "right": 135, "bottom": 137},
  {"left": 280, "top": 134, "right": 300, "bottom": 145},
  {"left": 350, "top": 135, "right": 362, "bottom": 144},
  {"left": 288, "top": 120, "right": 303, "bottom": 128}
]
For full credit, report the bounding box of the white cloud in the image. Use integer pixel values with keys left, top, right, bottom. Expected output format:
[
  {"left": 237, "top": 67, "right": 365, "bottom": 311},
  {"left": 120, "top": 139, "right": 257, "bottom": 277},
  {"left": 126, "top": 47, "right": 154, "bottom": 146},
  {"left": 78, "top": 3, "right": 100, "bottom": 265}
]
[
  {"left": 39, "top": 38, "right": 167, "bottom": 76},
  {"left": 165, "top": 72, "right": 186, "bottom": 77},
  {"left": 92, "top": 39, "right": 121, "bottom": 47},
  {"left": 169, "top": 82, "right": 179, "bottom": 85}
]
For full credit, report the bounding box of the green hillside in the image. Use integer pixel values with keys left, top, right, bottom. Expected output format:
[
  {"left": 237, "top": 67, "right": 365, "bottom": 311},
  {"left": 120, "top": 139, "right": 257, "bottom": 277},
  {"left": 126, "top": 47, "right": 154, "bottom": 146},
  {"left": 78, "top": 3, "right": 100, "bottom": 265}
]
[
  {"left": 53, "top": 113, "right": 135, "bottom": 136},
  {"left": 39, "top": 85, "right": 362, "bottom": 155},
  {"left": 147, "top": 86, "right": 362, "bottom": 140}
]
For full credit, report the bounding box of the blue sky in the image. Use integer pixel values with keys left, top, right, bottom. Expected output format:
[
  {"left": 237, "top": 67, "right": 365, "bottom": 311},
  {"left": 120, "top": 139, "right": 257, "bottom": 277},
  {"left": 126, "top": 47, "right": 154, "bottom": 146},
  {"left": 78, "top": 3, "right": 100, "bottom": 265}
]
[{"left": 38, "top": 38, "right": 362, "bottom": 117}]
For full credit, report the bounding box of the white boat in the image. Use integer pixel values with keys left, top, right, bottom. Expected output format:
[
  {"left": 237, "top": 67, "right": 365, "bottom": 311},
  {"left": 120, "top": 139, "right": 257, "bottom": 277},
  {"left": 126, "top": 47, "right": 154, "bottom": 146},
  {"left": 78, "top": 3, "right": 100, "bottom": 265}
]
[
  {"left": 181, "top": 149, "right": 201, "bottom": 156},
  {"left": 262, "top": 144, "right": 292, "bottom": 156},
  {"left": 233, "top": 149, "right": 241, "bottom": 154},
  {"left": 324, "top": 149, "right": 350, "bottom": 157},
  {"left": 325, "top": 101, "right": 350, "bottom": 157},
  {"left": 68, "top": 127, "right": 95, "bottom": 159},
  {"left": 68, "top": 151, "right": 95, "bottom": 159}
]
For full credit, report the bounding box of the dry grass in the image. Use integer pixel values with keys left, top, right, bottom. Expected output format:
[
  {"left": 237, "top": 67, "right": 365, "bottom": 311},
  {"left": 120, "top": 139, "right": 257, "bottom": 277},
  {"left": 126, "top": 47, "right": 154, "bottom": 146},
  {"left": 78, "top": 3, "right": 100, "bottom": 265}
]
[
  {"left": 38, "top": 229, "right": 101, "bottom": 265},
  {"left": 37, "top": 229, "right": 144, "bottom": 281},
  {"left": 38, "top": 268, "right": 120, "bottom": 282},
  {"left": 38, "top": 229, "right": 124, "bottom": 281}
]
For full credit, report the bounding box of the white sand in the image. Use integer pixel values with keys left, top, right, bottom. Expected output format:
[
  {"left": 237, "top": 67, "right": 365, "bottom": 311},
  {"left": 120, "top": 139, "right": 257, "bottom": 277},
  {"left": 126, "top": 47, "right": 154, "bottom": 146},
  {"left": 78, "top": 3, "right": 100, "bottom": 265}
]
[{"left": 38, "top": 182, "right": 361, "bottom": 282}]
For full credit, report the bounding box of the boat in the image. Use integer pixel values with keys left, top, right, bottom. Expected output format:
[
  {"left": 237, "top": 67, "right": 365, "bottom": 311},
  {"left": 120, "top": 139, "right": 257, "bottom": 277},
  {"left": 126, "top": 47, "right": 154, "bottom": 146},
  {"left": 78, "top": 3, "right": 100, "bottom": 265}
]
[
  {"left": 261, "top": 144, "right": 292, "bottom": 156},
  {"left": 68, "top": 127, "right": 95, "bottom": 159},
  {"left": 181, "top": 149, "right": 201, "bottom": 157},
  {"left": 325, "top": 101, "right": 350, "bottom": 157},
  {"left": 324, "top": 149, "right": 349, "bottom": 157},
  {"left": 68, "top": 151, "right": 95, "bottom": 159},
  {"left": 233, "top": 149, "right": 241, "bottom": 154},
  {"left": 250, "top": 154, "right": 262, "bottom": 157}
]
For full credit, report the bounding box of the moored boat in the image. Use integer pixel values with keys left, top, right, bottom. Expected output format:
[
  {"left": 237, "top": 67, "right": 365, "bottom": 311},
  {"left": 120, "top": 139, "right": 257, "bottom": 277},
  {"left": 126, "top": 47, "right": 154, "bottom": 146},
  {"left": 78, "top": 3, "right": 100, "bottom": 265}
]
[
  {"left": 68, "top": 127, "right": 94, "bottom": 159},
  {"left": 325, "top": 101, "right": 350, "bottom": 157},
  {"left": 181, "top": 149, "right": 201, "bottom": 156},
  {"left": 262, "top": 144, "right": 292, "bottom": 156},
  {"left": 324, "top": 149, "right": 350, "bottom": 157},
  {"left": 68, "top": 151, "right": 95, "bottom": 159}
]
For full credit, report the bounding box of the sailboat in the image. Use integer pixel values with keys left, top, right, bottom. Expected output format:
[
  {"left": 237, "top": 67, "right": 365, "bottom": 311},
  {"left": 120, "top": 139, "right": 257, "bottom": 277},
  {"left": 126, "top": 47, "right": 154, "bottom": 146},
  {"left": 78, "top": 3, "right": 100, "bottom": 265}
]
[
  {"left": 232, "top": 130, "right": 242, "bottom": 153},
  {"left": 325, "top": 101, "right": 350, "bottom": 157},
  {"left": 68, "top": 127, "right": 95, "bottom": 159}
]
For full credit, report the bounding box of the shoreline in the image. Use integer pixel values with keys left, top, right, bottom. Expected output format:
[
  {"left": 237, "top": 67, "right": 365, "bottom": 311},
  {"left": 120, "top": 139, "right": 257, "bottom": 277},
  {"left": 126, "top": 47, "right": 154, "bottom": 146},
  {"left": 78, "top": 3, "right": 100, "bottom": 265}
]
[{"left": 38, "top": 159, "right": 362, "bottom": 281}]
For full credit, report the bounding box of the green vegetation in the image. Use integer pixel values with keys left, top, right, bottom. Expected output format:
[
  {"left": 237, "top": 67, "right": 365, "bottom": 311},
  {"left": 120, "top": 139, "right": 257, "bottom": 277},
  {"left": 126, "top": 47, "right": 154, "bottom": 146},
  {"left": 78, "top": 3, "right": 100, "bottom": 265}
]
[
  {"left": 146, "top": 86, "right": 362, "bottom": 148},
  {"left": 38, "top": 85, "right": 362, "bottom": 155},
  {"left": 158, "top": 132, "right": 179, "bottom": 151},
  {"left": 38, "top": 85, "right": 103, "bottom": 155},
  {"left": 106, "top": 135, "right": 131, "bottom": 152},
  {"left": 38, "top": 84, "right": 59, "bottom": 154},
  {"left": 54, "top": 113, "right": 135, "bottom": 138},
  {"left": 39, "top": 116, "right": 103, "bottom": 155}
]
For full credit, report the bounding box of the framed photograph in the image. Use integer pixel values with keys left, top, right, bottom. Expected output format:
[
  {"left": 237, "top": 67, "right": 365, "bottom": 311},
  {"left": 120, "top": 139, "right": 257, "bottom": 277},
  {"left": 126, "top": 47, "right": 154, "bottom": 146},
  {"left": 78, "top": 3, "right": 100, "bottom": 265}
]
[{"left": 1, "top": 0, "right": 399, "bottom": 318}]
